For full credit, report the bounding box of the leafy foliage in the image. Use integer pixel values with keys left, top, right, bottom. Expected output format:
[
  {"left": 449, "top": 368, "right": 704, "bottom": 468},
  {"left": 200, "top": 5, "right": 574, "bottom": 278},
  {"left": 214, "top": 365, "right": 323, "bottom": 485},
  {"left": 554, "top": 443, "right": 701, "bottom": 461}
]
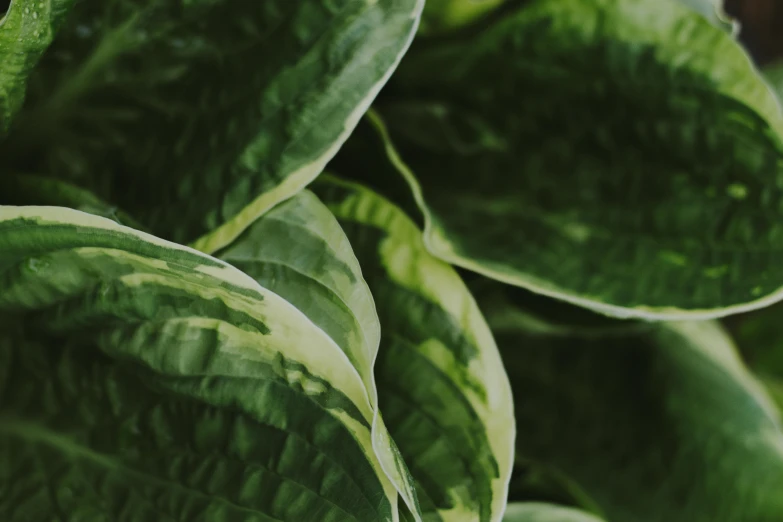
[
  {"left": 3, "top": 0, "right": 783, "bottom": 521},
  {"left": 376, "top": 0, "right": 783, "bottom": 318},
  {"left": 1, "top": 0, "right": 423, "bottom": 251}
]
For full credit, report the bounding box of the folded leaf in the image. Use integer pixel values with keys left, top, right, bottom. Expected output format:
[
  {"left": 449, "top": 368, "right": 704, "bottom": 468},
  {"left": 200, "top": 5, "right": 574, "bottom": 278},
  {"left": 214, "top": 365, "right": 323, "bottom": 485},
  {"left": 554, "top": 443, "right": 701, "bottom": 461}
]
[
  {"left": 476, "top": 280, "right": 783, "bottom": 522},
  {"left": 2, "top": 0, "right": 423, "bottom": 252},
  {"left": 311, "top": 177, "right": 516, "bottom": 522},
  {"left": 217, "top": 189, "right": 423, "bottom": 519},
  {"left": 0, "top": 206, "right": 418, "bottom": 521},
  {"left": 377, "top": 0, "right": 783, "bottom": 319},
  {"left": 503, "top": 503, "right": 604, "bottom": 522},
  {"left": 0, "top": 0, "right": 73, "bottom": 134}
]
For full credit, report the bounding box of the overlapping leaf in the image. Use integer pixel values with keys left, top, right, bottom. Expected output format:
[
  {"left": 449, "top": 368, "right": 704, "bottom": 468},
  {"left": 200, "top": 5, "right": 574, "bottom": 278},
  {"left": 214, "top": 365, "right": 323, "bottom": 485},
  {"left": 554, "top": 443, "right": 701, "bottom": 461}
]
[
  {"left": 310, "top": 177, "right": 516, "bottom": 521},
  {"left": 475, "top": 280, "right": 783, "bottom": 522},
  {"left": 1, "top": 0, "right": 423, "bottom": 252},
  {"left": 0, "top": 0, "right": 73, "bottom": 134},
  {"left": 376, "top": 0, "right": 783, "bottom": 318},
  {"left": 220, "top": 180, "right": 515, "bottom": 521},
  {"left": 0, "top": 205, "right": 421, "bottom": 521}
]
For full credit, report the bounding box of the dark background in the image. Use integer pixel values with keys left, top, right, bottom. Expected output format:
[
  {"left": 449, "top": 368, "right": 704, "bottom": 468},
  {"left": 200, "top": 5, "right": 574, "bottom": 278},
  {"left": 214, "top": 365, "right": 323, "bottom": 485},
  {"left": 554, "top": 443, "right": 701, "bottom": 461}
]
[{"left": 726, "top": 0, "right": 783, "bottom": 65}]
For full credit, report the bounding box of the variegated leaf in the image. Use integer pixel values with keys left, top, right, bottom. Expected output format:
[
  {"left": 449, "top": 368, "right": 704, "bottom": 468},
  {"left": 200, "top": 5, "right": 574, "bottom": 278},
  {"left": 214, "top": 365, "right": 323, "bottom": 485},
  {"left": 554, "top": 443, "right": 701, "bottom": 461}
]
[{"left": 0, "top": 205, "right": 420, "bottom": 521}]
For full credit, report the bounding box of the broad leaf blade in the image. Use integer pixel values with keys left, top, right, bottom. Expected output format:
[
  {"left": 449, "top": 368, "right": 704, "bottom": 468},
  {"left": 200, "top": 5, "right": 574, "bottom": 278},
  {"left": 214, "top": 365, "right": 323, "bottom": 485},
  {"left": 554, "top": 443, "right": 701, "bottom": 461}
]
[
  {"left": 0, "top": 0, "right": 73, "bottom": 134},
  {"left": 2, "top": 0, "right": 423, "bottom": 252},
  {"left": 218, "top": 190, "right": 381, "bottom": 397},
  {"left": 216, "top": 190, "right": 424, "bottom": 519},
  {"left": 0, "top": 206, "right": 411, "bottom": 521},
  {"left": 377, "top": 0, "right": 783, "bottom": 319},
  {"left": 312, "top": 177, "right": 516, "bottom": 522},
  {"left": 478, "top": 280, "right": 783, "bottom": 522}
]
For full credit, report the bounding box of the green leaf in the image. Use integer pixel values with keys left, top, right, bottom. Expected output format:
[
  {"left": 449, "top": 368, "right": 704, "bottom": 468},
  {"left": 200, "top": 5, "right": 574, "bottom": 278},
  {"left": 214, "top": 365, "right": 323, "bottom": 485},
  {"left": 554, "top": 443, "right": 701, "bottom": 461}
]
[
  {"left": 310, "top": 177, "right": 516, "bottom": 522},
  {"left": 0, "top": 0, "right": 73, "bottom": 134},
  {"left": 0, "top": 205, "right": 420, "bottom": 521},
  {"left": 2, "top": 0, "right": 423, "bottom": 253},
  {"left": 419, "top": 0, "right": 506, "bottom": 35},
  {"left": 503, "top": 503, "right": 604, "bottom": 522},
  {"left": 216, "top": 189, "right": 423, "bottom": 519},
  {"left": 376, "top": 0, "right": 783, "bottom": 319},
  {"left": 477, "top": 280, "right": 783, "bottom": 522}
]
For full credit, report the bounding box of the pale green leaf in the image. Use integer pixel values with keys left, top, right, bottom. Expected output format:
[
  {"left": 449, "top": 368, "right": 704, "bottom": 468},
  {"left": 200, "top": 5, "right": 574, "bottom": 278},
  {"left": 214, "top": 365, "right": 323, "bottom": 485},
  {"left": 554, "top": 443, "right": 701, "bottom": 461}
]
[
  {"left": 0, "top": 0, "right": 73, "bottom": 134},
  {"left": 376, "top": 0, "right": 783, "bottom": 319},
  {"left": 503, "top": 503, "right": 604, "bottom": 522},
  {"left": 1, "top": 0, "right": 423, "bottom": 252},
  {"left": 311, "top": 177, "right": 516, "bottom": 522},
  {"left": 477, "top": 280, "right": 783, "bottom": 522},
  {"left": 0, "top": 205, "right": 419, "bottom": 521}
]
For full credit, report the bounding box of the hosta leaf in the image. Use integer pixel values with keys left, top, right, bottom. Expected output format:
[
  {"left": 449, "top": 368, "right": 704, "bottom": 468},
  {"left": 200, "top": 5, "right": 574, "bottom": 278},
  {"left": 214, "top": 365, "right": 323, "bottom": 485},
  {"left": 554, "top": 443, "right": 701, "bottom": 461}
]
[
  {"left": 0, "top": 206, "right": 420, "bottom": 521},
  {"left": 503, "top": 503, "right": 604, "bottom": 522},
  {"left": 1, "top": 0, "right": 423, "bottom": 253},
  {"left": 217, "top": 190, "right": 422, "bottom": 518},
  {"left": 0, "top": 0, "right": 73, "bottom": 134},
  {"left": 218, "top": 190, "right": 381, "bottom": 401},
  {"left": 310, "top": 177, "right": 515, "bottom": 522},
  {"left": 377, "top": 0, "right": 783, "bottom": 319},
  {"left": 476, "top": 280, "right": 783, "bottom": 522}
]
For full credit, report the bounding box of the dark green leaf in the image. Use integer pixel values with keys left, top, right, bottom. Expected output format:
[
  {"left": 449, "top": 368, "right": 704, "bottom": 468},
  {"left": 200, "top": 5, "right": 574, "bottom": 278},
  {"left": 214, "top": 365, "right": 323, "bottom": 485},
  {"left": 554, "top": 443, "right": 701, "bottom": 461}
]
[
  {"left": 377, "top": 0, "right": 783, "bottom": 318},
  {"left": 312, "top": 177, "right": 515, "bottom": 521},
  {"left": 0, "top": 205, "right": 421, "bottom": 521},
  {"left": 480, "top": 280, "right": 783, "bottom": 522},
  {"left": 0, "top": 0, "right": 73, "bottom": 134},
  {"left": 2, "top": 0, "right": 423, "bottom": 252}
]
